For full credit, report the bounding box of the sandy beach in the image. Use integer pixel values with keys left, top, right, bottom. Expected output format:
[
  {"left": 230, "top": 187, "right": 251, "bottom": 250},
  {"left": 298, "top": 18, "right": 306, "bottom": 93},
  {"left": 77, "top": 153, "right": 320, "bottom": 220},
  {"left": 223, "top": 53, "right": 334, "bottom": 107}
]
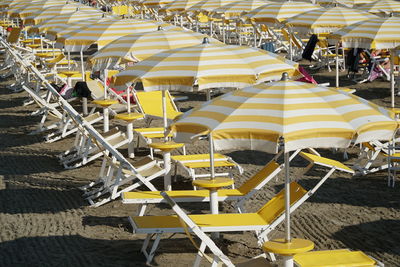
[{"left": 0, "top": 60, "right": 399, "bottom": 266}]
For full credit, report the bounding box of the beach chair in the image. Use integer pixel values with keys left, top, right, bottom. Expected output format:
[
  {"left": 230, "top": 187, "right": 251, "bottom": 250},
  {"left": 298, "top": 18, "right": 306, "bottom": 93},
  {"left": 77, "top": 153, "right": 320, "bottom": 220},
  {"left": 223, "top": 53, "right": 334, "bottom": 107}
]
[
  {"left": 128, "top": 151, "right": 354, "bottom": 265},
  {"left": 352, "top": 141, "right": 400, "bottom": 181},
  {"left": 132, "top": 90, "right": 184, "bottom": 156},
  {"left": 81, "top": 147, "right": 165, "bottom": 207},
  {"left": 314, "top": 38, "right": 345, "bottom": 72},
  {"left": 160, "top": 191, "right": 274, "bottom": 267},
  {"left": 171, "top": 153, "right": 243, "bottom": 189},
  {"left": 294, "top": 249, "right": 384, "bottom": 267},
  {"left": 123, "top": 158, "right": 282, "bottom": 215}
]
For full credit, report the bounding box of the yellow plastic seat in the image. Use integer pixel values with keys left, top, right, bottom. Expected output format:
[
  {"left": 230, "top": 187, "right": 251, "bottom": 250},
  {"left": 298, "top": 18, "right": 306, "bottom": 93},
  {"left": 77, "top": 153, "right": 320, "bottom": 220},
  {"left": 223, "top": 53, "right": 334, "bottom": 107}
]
[
  {"left": 294, "top": 249, "right": 377, "bottom": 267},
  {"left": 123, "top": 160, "right": 280, "bottom": 204},
  {"left": 300, "top": 152, "right": 354, "bottom": 173},
  {"left": 132, "top": 181, "right": 307, "bottom": 230}
]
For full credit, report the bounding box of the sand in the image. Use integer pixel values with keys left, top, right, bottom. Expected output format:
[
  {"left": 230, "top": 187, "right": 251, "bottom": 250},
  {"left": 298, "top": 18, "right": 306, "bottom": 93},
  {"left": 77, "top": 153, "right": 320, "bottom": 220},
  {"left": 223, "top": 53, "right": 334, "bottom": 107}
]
[{"left": 0, "top": 61, "right": 399, "bottom": 266}]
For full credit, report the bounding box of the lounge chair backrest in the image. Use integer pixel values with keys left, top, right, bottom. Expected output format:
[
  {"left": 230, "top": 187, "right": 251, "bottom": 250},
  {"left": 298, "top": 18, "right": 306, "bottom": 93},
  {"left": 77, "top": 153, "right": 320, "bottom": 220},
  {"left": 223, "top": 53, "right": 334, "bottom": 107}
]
[
  {"left": 257, "top": 182, "right": 307, "bottom": 225},
  {"left": 7, "top": 27, "right": 21, "bottom": 44},
  {"left": 135, "top": 90, "right": 181, "bottom": 120},
  {"left": 238, "top": 160, "right": 280, "bottom": 194},
  {"left": 86, "top": 79, "right": 105, "bottom": 99}
]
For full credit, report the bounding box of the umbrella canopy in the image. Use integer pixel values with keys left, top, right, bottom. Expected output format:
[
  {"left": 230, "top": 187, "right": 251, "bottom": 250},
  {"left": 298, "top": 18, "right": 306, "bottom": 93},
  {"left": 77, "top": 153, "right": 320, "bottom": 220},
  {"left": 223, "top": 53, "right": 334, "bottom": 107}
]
[
  {"left": 46, "top": 17, "right": 111, "bottom": 41},
  {"left": 89, "top": 29, "right": 222, "bottom": 71},
  {"left": 55, "top": 19, "right": 180, "bottom": 52},
  {"left": 23, "top": 3, "right": 98, "bottom": 25},
  {"left": 29, "top": 10, "right": 109, "bottom": 34},
  {"left": 6, "top": 0, "right": 65, "bottom": 19},
  {"left": 171, "top": 79, "right": 398, "bottom": 153},
  {"left": 160, "top": 0, "right": 203, "bottom": 12},
  {"left": 329, "top": 16, "right": 400, "bottom": 49},
  {"left": 187, "top": 0, "right": 238, "bottom": 13},
  {"left": 140, "top": 0, "right": 175, "bottom": 7},
  {"left": 357, "top": 0, "right": 400, "bottom": 15},
  {"left": 113, "top": 40, "right": 300, "bottom": 91},
  {"left": 0, "top": 0, "right": 39, "bottom": 8},
  {"left": 246, "top": 1, "right": 320, "bottom": 23},
  {"left": 214, "top": 0, "right": 271, "bottom": 17},
  {"left": 286, "top": 6, "right": 376, "bottom": 34}
]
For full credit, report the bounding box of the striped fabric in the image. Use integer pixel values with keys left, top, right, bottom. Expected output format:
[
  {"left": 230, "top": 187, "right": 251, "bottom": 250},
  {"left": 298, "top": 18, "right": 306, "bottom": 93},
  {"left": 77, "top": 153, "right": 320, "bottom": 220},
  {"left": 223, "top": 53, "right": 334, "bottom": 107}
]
[
  {"left": 329, "top": 17, "right": 400, "bottom": 49},
  {"left": 171, "top": 81, "right": 398, "bottom": 153},
  {"left": 160, "top": 0, "right": 204, "bottom": 12},
  {"left": 29, "top": 11, "right": 108, "bottom": 34},
  {"left": 0, "top": 0, "right": 38, "bottom": 8},
  {"left": 89, "top": 30, "right": 221, "bottom": 71},
  {"left": 357, "top": 0, "right": 400, "bottom": 14},
  {"left": 214, "top": 0, "right": 271, "bottom": 16},
  {"left": 113, "top": 43, "right": 300, "bottom": 91},
  {"left": 286, "top": 6, "right": 376, "bottom": 34},
  {"left": 55, "top": 19, "right": 179, "bottom": 52},
  {"left": 46, "top": 18, "right": 110, "bottom": 41},
  {"left": 23, "top": 4, "right": 98, "bottom": 25},
  {"left": 7, "top": 0, "right": 63, "bottom": 18},
  {"left": 141, "top": 0, "right": 175, "bottom": 7},
  {"left": 187, "top": 0, "right": 238, "bottom": 12},
  {"left": 247, "top": 1, "right": 320, "bottom": 23}
]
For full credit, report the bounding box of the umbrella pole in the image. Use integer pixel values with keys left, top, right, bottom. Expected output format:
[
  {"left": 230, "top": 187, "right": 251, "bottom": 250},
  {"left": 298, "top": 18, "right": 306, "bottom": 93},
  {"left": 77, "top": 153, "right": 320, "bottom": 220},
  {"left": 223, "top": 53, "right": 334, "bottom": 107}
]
[
  {"left": 162, "top": 90, "right": 168, "bottom": 141},
  {"left": 335, "top": 42, "right": 339, "bottom": 88},
  {"left": 284, "top": 151, "right": 291, "bottom": 243},
  {"left": 288, "top": 28, "right": 293, "bottom": 61},
  {"left": 80, "top": 50, "right": 88, "bottom": 116},
  {"left": 103, "top": 69, "right": 108, "bottom": 99},
  {"left": 67, "top": 51, "right": 71, "bottom": 69},
  {"left": 390, "top": 49, "right": 395, "bottom": 108},
  {"left": 209, "top": 132, "right": 219, "bottom": 239}
]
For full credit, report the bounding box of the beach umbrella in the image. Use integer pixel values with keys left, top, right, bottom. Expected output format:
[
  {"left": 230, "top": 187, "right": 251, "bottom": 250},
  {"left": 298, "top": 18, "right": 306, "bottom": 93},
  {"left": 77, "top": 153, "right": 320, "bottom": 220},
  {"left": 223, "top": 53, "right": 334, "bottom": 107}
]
[
  {"left": 187, "top": 0, "right": 238, "bottom": 13},
  {"left": 113, "top": 38, "right": 300, "bottom": 134},
  {"left": 6, "top": 0, "right": 65, "bottom": 19},
  {"left": 23, "top": 4, "right": 99, "bottom": 25},
  {"left": 113, "top": 40, "right": 300, "bottom": 93},
  {"left": 286, "top": 6, "right": 376, "bottom": 88},
  {"left": 170, "top": 74, "right": 398, "bottom": 266},
  {"left": 140, "top": 0, "right": 175, "bottom": 8},
  {"left": 55, "top": 18, "right": 179, "bottom": 52},
  {"left": 357, "top": 0, "right": 400, "bottom": 15},
  {"left": 160, "top": 0, "right": 203, "bottom": 12},
  {"left": 55, "top": 18, "right": 178, "bottom": 81},
  {"left": 286, "top": 6, "right": 375, "bottom": 34},
  {"left": 0, "top": 0, "right": 41, "bottom": 8},
  {"left": 89, "top": 29, "right": 222, "bottom": 71},
  {"left": 329, "top": 16, "right": 400, "bottom": 108},
  {"left": 29, "top": 10, "right": 109, "bottom": 34},
  {"left": 246, "top": 1, "right": 320, "bottom": 24},
  {"left": 214, "top": 0, "right": 271, "bottom": 17}
]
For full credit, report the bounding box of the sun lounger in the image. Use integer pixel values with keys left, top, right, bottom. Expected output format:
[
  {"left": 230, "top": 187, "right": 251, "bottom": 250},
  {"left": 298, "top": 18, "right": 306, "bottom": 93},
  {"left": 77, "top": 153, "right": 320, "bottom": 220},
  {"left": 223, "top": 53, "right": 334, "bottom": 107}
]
[
  {"left": 160, "top": 191, "right": 273, "bottom": 267},
  {"left": 294, "top": 249, "right": 384, "bottom": 267},
  {"left": 128, "top": 151, "right": 354, "bottom": 265},
  {"left": 123, "top": 158, "right": 282, "bottom": 215}
]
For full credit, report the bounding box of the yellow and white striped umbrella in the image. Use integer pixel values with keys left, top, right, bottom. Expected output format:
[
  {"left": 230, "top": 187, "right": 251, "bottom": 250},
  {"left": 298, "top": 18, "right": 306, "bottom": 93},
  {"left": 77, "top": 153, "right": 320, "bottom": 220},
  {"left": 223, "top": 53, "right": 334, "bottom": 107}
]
[
  {"left": 247, "top": 1, "right": 320, "bottom": 23},
  {"left": 187, "top": 0, "right": 238, "bottom": 13},
  {"left": 113, "top": 40, "right": 300, "bottom": 91},
  {"left": 23, "top": 4, "right": 98, "bottom": 25},
  {"left": 214, "top": 0, "right": 271, "bottom": 16},
  {"left": 141, "top": 0, "right": 175, "bottom": 7},
  {"left": 0, "top": 0, "right": 39, "bottom": 8},
  {"left": 7, "top": 0, "right": 64, "bottom": 19},
  {"left": 46, "top": 17, "right": 111, "bottom": 41},
  {"left": 286, "top": 6, "right": 376, "bottom": 34},
  {"left": 29, "top": 10, "right": 108, "bottom": 34},
  {"left": 55, "top": 19, "right": 180, "bottom": 52},
  {"left": 171, "top": 79, "right": 398, "bottom": 153},
  {"left": 160, "top": 0, "right": 204, "bottom": 12},
  {"left": 329, "top": 17, "right": 400, "bottom": 49},
  {"left": 89, "top": 29, "right": 221, "bottom": 71},
  {"left": 357, "top": 0, "right": 400, "bottom": 15}
]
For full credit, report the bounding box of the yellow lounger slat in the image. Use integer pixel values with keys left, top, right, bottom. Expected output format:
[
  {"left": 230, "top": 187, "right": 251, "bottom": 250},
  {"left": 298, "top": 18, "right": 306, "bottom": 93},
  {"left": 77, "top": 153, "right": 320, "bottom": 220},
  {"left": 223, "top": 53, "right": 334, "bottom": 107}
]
[
  {"left": 294, "top": 250, "right": 377, "bottom": 267},
  {"left": 300, "top": 152, "right": 354, "bottom": 173},
  {"left": 172, "top": 153, "right": 227, "bottom": 161}
]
